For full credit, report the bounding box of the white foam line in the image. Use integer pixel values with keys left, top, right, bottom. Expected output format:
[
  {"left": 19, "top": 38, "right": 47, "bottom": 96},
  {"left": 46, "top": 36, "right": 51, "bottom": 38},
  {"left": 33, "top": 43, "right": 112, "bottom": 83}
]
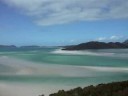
[
  {"left": 52, "top": 49, "right": 115, "bottom": 56},
  {"left": 77, "top": 66, "right": 128, "bottom": 72}
]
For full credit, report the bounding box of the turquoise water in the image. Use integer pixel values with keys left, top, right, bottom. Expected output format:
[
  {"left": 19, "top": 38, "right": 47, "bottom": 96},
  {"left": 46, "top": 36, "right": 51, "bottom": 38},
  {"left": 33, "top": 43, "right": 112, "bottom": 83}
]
[
  {"left": 0, "top": 48, "right": 128, "bottom": 96},
  {"left": 1, "top": 48, "right": 128, "bottom": 67}
]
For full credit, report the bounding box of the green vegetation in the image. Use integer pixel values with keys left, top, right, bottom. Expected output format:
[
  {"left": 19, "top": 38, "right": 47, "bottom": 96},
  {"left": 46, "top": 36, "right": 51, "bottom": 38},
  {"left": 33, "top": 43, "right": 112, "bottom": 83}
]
[{"left": 49, "top": 80, "right": 128, "bottom": 96}]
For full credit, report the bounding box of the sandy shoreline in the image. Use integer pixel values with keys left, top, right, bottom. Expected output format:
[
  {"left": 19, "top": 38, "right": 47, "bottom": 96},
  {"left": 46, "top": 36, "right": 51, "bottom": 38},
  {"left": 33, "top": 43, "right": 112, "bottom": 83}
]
[{"left": 0, "top": 56, "right": 128, "bottom": 76}]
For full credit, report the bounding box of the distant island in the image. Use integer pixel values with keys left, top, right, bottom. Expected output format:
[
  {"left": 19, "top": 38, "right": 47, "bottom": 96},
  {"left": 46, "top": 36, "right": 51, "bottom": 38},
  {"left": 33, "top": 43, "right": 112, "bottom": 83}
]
[
  {"left": 47, "top": 80, "right": 128, "bottom": 96},
  {"left": 0, "top": 45, "right": 17, "bottom": 48},
  {"left": 0, "top": 40, "right": 128, "bottom": 50},
  {"left": 62, "top": 40, "right": 128, "bottom": 50},
  {"left": 0, "top": 45, "right": 59, "bottom": 49}
]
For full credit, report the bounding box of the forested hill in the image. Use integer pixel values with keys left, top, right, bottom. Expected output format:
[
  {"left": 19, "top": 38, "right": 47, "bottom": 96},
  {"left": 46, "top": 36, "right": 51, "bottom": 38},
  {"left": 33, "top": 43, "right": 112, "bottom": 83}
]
[{"left": 62, "top": 40, "right": 128, "bottom": 50}]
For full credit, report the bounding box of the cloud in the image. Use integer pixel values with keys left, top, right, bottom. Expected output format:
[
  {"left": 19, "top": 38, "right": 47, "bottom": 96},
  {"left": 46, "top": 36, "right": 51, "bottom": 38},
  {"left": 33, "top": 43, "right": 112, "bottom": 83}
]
[
  {"left": 70, "top": 40, "right": 75, "bottom": 43},
  {"left": 2, "top": 0, "right": 128, "bottom": 26},
  {"left": 110, "top": 35, "right": 123, "bottom": 40},
  {"left": 97, "top": 35, "right": 124, "bottom": 41},
  {"left": 110, "top": 36, "right": 118, "bottom": 40},
  {"left": 97, "top": 37, "right": 106, "bottom": 41}
]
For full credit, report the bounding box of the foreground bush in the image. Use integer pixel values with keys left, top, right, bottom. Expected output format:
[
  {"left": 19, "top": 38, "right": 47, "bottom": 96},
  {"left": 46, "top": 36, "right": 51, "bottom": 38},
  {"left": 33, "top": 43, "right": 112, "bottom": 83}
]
[{"left": 49, "top": 80, "right": 128, "bottom": 96}]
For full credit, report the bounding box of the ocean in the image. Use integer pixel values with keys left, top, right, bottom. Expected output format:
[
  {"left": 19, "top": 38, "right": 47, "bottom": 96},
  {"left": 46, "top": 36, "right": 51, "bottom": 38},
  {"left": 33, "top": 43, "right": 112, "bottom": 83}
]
[{"left": 0, "top": 48, "right": 128, "bottom": 96}]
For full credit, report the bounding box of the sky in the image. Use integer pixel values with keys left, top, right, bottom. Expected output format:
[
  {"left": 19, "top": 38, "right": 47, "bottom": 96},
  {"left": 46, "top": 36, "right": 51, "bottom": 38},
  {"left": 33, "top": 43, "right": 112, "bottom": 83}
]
[{"left": 0, "top": 0, "right": 128, "bottom": 46}]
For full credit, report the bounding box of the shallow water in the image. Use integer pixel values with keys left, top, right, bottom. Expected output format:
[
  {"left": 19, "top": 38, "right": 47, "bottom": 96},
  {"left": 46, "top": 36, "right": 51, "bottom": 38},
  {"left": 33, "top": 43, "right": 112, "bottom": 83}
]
[{"left": 0, "top": 48, "right": 128, "bottom": 96}]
